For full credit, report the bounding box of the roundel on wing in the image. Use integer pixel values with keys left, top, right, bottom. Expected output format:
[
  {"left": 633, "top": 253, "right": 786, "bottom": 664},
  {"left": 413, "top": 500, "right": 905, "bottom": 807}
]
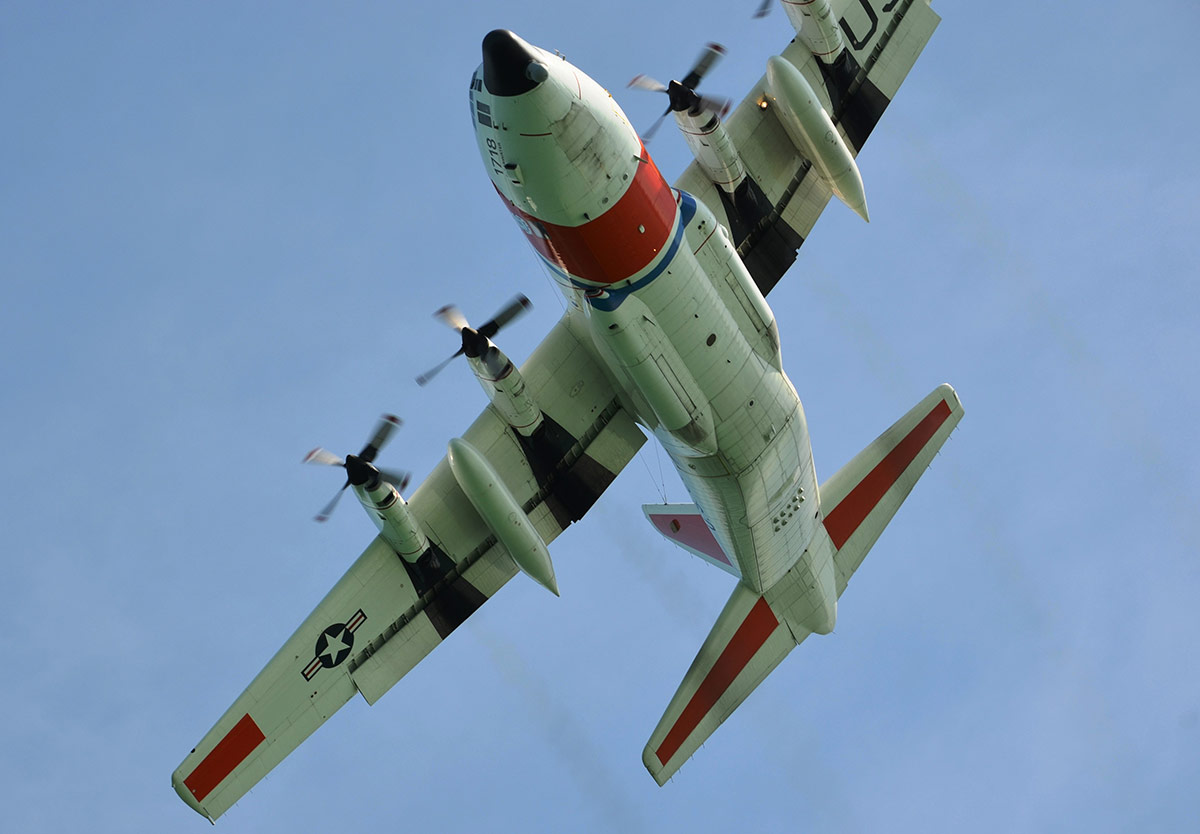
[{"left": 314, "top": 622, "right": 355, "bottom": 669}]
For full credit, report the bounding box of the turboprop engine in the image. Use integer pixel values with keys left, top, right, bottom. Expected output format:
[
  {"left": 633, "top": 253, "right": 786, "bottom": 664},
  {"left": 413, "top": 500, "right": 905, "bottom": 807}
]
[
  {"left": 417, "top": 294, "right": 542, "bottom": 437},
  {"left": 303, "top": 415, "right": 428, "bottom": 562},
  {"left": 628, "top": 44, "right": 745, "bottom": 195}
]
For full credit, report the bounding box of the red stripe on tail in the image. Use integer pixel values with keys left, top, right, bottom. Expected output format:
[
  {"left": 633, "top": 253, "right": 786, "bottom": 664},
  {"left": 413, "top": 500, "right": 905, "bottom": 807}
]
[
  {"left": 183, "top": 713, "right": 266, "bottom": 802},
  {"left": 824, "top": 399, "right": 952, "bottom": 549},
  {"left": 655, "top": 597, "right": 779, "bottom": 766}
]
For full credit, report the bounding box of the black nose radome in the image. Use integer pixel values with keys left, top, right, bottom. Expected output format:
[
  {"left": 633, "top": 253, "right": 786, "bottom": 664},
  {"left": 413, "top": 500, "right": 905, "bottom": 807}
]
[{"left": 482, "top": 29, "right": 543, "bottom": 97}]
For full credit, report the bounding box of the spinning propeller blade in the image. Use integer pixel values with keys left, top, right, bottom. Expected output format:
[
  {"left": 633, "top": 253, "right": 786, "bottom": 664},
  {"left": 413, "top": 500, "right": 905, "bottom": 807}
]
[
  {"left": 303, "top": 447, "right": 344, "bottom": 467},
  {"left": 680, "top": 42, "right": 726, "bottom": 90},
  {"left": 434, "top": 304, "right": 470, "bottom": 332},
  {"left": 628, "top": 74, "right": 668, "bottom": 93},
  {"left": 314, "top": 487, "right": 349, "bottom": 523},
  {"left": 360, "top": 414, "right": 401, "bottom": 463},
  {"left": 478, "top": 294, "right": 532, "bottom": 339}
]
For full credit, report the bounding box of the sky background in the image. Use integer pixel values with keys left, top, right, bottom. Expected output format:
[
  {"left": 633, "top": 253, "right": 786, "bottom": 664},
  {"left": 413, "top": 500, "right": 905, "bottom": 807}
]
[{"left": 2, "top": 1, "right": 1198, "bottom": 831}]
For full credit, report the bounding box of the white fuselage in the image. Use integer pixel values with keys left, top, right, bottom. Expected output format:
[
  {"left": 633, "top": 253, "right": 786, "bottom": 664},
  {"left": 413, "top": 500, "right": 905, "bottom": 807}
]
[{"left": 471, "top": 32, "right": 825, "bottom": 603}]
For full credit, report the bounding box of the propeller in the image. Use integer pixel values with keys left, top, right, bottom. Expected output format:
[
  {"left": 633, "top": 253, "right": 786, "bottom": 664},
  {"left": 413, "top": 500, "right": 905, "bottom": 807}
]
[
  {"left": 303, "top": 414, "right": 411, "bottom": 522},
  {"left": 753, "top": 0, "right": 772, "bottom": 18},
  {"left": 627, "top": 42, "right": 731, "bottom": 142},
  {"left": 416, "top": 294, "right": 532, "bottom": 386}
]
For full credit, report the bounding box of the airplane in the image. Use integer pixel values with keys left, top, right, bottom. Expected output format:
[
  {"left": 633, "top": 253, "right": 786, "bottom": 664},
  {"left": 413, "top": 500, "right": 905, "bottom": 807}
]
[{"left": 173, "top": 0, "right": 960, "bottom": 821}]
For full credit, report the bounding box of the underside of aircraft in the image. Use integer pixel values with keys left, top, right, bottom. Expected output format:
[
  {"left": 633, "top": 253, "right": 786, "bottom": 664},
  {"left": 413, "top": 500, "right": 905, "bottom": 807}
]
[{"left": 173, "top": 0, "right": 961, "bottom": 821}]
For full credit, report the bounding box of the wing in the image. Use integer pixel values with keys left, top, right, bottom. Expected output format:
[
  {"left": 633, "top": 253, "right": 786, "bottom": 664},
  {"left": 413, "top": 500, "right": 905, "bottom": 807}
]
[
  {"left": 172, "top": 311, "right": 645, "bottom": 821},
  {"left": 674, "top": 0, "right": 941, "bottom": 294}
]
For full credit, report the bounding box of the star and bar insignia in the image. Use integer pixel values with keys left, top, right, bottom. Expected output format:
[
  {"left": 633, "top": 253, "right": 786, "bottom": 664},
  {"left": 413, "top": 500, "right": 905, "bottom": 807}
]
[{"left": 302, "top": 609, "right": 367, "bottom": 681}]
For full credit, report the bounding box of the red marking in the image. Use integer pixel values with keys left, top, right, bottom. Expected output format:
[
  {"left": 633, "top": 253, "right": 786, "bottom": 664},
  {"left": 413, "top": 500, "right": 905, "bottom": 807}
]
[
  {"left": 648, "top": 512, "right": 732, "bottom": 566},
  {"left": 501, "top": 146, "right": 676, "bottom": 284},
  {"left": 655, "top": 597, "right": 778, "bottom": 766},
  {"left": 824, "top": 399, "right": 953, "bottom": 550},
  {"left": 183, "top": 714, "right": 266, "bottom": 802}
]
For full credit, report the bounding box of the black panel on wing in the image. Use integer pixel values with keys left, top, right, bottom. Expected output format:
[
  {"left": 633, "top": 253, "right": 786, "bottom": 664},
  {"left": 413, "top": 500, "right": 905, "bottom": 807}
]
[
  {"left": 401, "top": 543, "right": 488, "bottom": 639},
  {"left": 716, "top": 174, "right": 806, "bottom": 295},
  {"left": 516, "top": 413, "right": 617, "bottom": 527},
  {"left": 816, "top": 49, "right": 890, "bottom": 154}
]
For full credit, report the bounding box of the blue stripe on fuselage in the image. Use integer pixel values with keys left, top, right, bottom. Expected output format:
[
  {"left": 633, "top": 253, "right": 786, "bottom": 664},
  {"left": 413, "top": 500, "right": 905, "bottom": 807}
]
[{"left": 531, "top": 191, "right": 698, "bottom": 311}]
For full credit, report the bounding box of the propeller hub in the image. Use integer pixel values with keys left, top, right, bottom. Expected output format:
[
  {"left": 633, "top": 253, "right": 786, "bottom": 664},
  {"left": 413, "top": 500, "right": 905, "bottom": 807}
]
[
  {"left": 667, "top": 80, "right": 699, "bottom": 113},
  {"left": 344, "top": 454, "right": 381, "bottom": 488},
  {"left": 461, "top": 327, "right": 490, "bottom": 359}
]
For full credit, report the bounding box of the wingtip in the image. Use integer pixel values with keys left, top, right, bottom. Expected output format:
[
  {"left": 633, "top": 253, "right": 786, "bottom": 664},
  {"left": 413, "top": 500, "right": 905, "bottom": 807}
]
[
  {"left": 172, "top": 768, "right": 213, "bottom": 821},
  {"left": 642, "top": 745, "right": 670, "bottom": 786}
]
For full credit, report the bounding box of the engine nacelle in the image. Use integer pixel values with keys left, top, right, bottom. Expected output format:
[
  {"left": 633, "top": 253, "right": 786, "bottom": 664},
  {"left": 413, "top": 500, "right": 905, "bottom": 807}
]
[
  {"left": 353, "top": 474, "right": 428, "bottom": 563},
  {"left": 765, "top": 55, "right": 868, "bottom": 221},
  {"left": 466, "top": 344, "right": 543, "bottom": 436},
  {"left": 782, "top": 0, "right": 845, "bottom": 64},
  {"left": 673, "top": 107, "right": 746, "bottom": 195}
]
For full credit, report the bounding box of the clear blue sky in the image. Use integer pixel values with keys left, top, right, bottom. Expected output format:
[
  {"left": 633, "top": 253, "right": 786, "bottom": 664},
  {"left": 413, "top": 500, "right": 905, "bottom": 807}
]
[{"left": 2, "top": 1, "right": 1198, "bottom": 831}]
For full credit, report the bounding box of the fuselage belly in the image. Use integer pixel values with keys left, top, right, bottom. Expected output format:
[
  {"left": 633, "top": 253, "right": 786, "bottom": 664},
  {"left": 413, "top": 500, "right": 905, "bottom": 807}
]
[{"left": 473, "top": 32, "right": 821, "bottom": 596}]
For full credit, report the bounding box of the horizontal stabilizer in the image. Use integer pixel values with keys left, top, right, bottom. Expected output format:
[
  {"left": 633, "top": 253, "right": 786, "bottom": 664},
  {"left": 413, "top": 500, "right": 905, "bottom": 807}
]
[
  {"left": 643, "top": 584, "right": 798, "bottom": 784},
  {"left": 643, "top": 503, "right": 741, "bottom": 578},
  {"left": 822, "top": 383, "right": 964, "bottom": 593}
]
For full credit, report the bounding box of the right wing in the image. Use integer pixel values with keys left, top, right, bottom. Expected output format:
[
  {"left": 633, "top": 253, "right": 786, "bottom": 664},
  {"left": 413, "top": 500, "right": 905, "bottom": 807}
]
[
  {"left": 674, "top": 0, "right": 942, "bottom": 295},
  {"left": 172, "top": 310, "right": 645, "bottom": 821}
]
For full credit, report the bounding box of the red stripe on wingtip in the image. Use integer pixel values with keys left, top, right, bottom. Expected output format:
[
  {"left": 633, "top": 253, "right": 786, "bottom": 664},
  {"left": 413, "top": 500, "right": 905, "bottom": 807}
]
[
  {"left": 655, "top": 597, "right": 779, "bottom": 766},
  {"left": 183, "top": 713, "right": 266, "bottom": 802},
  {"left": 824, "top": 398, "right": 953, "bottom": 550}
]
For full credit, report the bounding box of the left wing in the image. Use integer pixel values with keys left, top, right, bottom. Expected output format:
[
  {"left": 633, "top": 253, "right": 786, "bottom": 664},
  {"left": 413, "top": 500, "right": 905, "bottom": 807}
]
[
  {"left": 172, "top": 311, "right": 645, "bottom": 821},
  {"left": 674, "top": 0, "right": 941, "bottom": 294}
]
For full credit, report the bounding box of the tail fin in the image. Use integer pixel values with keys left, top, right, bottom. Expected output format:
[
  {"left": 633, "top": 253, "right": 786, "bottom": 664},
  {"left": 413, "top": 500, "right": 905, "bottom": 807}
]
[{"left": 642, "top": 384, "right": 962, "bottom": 785}]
